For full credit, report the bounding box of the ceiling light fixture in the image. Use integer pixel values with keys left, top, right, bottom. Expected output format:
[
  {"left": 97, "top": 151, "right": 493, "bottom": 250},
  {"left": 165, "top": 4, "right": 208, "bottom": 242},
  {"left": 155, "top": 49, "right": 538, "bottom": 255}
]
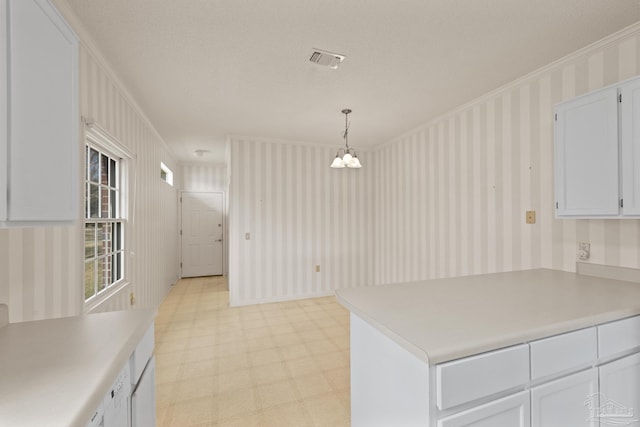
[
  {"left": 193, "top": 149, "right": 210, "bottom": 157},
  {"left": 331, "top": 108, "right": 362, "bottom": 169}
]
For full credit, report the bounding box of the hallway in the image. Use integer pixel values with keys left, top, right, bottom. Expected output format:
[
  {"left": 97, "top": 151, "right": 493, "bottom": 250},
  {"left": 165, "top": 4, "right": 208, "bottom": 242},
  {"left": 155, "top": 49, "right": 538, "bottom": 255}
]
[{"left": 154, "top": 276, "right": 351, "bottom": 426}]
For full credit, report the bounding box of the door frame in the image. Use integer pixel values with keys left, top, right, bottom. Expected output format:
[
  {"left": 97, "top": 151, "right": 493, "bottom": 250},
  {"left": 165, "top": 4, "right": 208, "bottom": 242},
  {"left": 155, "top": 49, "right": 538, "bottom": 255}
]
[{"left": 179, "top": 191, "right": 226, "bottom": 278}]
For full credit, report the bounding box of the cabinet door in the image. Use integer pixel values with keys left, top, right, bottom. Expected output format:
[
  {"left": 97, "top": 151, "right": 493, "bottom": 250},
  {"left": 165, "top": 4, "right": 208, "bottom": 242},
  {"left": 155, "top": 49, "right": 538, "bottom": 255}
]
[
  {"left": 0, "top": 0, "right": 7, "bottom": 221},
  {"left": 620, "top": 79, "right": 640, "bottom": 216},
  {"left": 8, "top": 0, "right": 78, "bottom": 222},
  {"left": 437, "top": 391, "right": 530, "bottom": 427},
  {"left": 131, "top": 356, "right": 156, "bottom": 427},
  {"left": 531, "top": 368, "right": 598, "bottom": 427},
  {"left": 599, "top": 353, "right": 640, "bottom": 425},
  {"left": 554, "top": 87, "right": 619, "bottom": 217}
]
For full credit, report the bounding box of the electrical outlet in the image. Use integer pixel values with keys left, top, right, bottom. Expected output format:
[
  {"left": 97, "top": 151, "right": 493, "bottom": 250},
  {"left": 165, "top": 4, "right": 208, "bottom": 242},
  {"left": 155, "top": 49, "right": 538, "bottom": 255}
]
[
  {"left": 577, "top": 242, "right": 590, "bottom": 261},
  {"left": 526, "top": 210, "right": 536, "bottom": 224}
]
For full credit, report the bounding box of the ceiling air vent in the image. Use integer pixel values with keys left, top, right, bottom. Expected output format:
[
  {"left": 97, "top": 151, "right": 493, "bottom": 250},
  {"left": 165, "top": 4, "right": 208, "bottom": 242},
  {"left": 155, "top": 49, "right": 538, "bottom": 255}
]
[{"left": 309, "top": 49, "right": 345, "bottom": 69}]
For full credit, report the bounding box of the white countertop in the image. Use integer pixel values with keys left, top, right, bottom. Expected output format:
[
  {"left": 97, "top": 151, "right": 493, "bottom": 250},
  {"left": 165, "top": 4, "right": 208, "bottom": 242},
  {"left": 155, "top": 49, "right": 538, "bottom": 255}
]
[
  {"left": 335, "top": 269, "right": 640, "bottom": 364},
  {"left": 0, "top": 309, "right": 155, "bottom": 427}
]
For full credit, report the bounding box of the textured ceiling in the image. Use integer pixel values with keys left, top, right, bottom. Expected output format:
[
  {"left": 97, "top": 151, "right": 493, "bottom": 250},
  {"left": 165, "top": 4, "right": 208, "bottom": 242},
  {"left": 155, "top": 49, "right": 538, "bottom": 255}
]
[{"left": 62, "top": 0, "right": 640, "bottom": 163}]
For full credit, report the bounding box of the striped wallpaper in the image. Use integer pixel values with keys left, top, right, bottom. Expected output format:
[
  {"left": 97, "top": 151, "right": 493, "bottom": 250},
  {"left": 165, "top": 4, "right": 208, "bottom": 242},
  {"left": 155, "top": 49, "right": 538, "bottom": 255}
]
[
  {"left": 0, "top": 0, "right": 180, "bottom": 322},
  {"left": 181, "top": 163, "right": 228, "bottom": 193},
  {"left": 228, "top": 138, "right": 374, "bottom": 306},
  {"left": 374, "top": 23, "right": 640, "bottom": 285},
  {"left": 4, "top": 1, "right": 640, "bottom": 319},
  {"left": 76, "top": 24, "right": 180, "bottom": 315},
  {"left": 229, "top": 23, "right": 640, "bottom": 305}
]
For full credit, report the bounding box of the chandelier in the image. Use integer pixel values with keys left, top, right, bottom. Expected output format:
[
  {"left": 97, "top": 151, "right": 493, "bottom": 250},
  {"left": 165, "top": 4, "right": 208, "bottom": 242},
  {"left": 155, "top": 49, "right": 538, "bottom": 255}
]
[{"left": 330, "top": 108, "right": 362, "bottom": 169}]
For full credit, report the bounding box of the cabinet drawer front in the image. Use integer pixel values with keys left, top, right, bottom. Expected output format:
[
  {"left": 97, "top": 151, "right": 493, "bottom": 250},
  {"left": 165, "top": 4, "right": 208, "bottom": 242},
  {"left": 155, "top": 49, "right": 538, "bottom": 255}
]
[
  {"left": 598, "top": 315, "right": 640, "bottom": 358},
  {"left": 530, "top": 327, "right": 597, "bottom": 380},
  {"left": 436, "top": 344, "right": 529, "bottom": 410},
  {"left": 437, "top": 390, "right": 530, "bottom": 427}
]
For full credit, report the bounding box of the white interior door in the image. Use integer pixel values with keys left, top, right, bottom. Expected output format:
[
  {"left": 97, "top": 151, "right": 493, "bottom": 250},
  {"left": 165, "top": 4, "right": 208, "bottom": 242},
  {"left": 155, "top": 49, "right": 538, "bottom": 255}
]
[{"left": 181, "top": 192, "right": 223, "bottom": 277}]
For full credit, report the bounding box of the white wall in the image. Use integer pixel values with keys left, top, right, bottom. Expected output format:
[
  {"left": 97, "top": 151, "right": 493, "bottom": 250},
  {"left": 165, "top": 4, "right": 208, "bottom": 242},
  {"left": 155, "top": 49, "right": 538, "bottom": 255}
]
[
  {"left": 374, "top": 23, "right": 640, "bottom": 284},
  {"left": 0, "top": 1, "right": 180, "bottom": 322},
  {"left": 228, "top": 137, "right": 374, "bottom": 306}
]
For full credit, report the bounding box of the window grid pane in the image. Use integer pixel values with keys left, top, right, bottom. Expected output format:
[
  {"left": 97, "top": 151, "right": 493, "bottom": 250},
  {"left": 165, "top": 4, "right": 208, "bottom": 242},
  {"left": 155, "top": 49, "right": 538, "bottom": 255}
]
[
  {"left": 85, "top": 223, "right": 95, "bottom": 259},
  {"left": 110, "top": 159, "right": 117, "bottom": 187},
  {"left": 85, "top": 260, "right": 96, "bottom": 300},
  {"left": 89, "top": 148, "right": 99, "bottom": 183},
  {"left": 89, "top": 184, "right": 99, "bottom": 218},
  {"left": 84, "top": 142, "right": 125, "bottom": 302}
]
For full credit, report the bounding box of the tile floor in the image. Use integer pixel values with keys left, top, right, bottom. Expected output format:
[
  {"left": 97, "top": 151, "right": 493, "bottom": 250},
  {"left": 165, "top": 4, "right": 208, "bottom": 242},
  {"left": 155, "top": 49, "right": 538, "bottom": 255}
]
[{"left": 154, "top": 276, "right": 352, "bottom": 426}]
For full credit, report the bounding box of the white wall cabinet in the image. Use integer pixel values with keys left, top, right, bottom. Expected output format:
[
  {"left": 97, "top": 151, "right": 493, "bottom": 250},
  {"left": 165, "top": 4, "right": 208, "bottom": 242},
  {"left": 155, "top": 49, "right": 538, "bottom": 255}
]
[
  {"left": 0, "top": 0, "right": 79, "bottom": 224},
  {"left": 554, "top": 75, "right": 640, "bottom": 218},
  {"left": 620, "top": 78, "right": 640, "bottom": 216},
  {"left": 554, "top": 87, "right": 619, "bottom": 217},
  {"left": 0, "top": 0, "right": 7, "bottom": 221}
]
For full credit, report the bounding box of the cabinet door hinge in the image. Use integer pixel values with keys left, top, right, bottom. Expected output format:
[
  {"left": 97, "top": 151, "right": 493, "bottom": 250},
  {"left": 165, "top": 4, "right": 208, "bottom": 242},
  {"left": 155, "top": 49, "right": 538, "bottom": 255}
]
[
  {"left": 554, "top": 113, "right": 558, "bottom": 121},
  {"left": 180, "top": 229, "right": 182, "bottom": 235},
  {"left": 619, "top": 94, "right": 623, "bottom": 103},
  {"left": 556, "top": 201, "right": 559, "bottom": 209},
  {"left": 621, "top": 199, "right": 624, "bottom": 208}
]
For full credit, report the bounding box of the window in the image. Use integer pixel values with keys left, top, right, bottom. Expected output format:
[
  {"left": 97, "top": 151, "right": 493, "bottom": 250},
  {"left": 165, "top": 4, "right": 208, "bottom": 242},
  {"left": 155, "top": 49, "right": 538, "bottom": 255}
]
[
  {"left": 160, "top": 162, "right": 173, "bottom": 186},
  {"left": 84, "top": 135, "right": 126, "bottom": 301}
]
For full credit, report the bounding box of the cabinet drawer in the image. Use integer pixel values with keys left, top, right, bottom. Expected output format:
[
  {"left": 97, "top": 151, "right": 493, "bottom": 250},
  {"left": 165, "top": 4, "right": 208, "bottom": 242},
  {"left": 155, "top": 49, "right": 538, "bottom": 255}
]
[
  {"left": 598, "top": 315, "right": 640, "bottom": 358},
  {"left": 436, "top": 344, "right": 529, "bottom": 410},
  {"left": 530, "top": 327, "right": 597, "bottom": 380},
  {"left": 437, "top": 390, "right": 530, "bottom": 427}
]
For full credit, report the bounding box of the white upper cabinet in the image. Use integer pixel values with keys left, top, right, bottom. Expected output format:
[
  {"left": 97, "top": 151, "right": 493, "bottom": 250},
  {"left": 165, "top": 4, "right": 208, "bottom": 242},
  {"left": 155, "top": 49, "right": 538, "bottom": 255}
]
[
  {"left": 554, "top": 87, "right": 619, "bottom": 217},
  {"left": 554, "top": 75, "right": 640, "bottom": 218},
  {"left": 0, "top": 0, "right": 79, "bottom": 224},
  {"left": 620, "top": 78, "right": 640, "bottom": 216},
  {"left": 0, "top": 0, "right": 7, "bottom": 221}
]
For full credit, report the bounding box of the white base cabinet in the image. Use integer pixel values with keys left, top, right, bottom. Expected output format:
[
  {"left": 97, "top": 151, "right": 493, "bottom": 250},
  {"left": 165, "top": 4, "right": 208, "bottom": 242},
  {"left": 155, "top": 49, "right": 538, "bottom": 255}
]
[
  {"left": 531, "top": 369, "right": 599, "bottom": 427},
  {"left": 350, "top": 313, "right": 429, "bottom": 427},
  {"left": 131, "top": 356, "right": 156, "bottom": 427},
  {"left": 350, "top": 314, "right": 640, "bottom": 427},
  {"left": 599, "top": 352, "right": 640, "bottom": 424}
]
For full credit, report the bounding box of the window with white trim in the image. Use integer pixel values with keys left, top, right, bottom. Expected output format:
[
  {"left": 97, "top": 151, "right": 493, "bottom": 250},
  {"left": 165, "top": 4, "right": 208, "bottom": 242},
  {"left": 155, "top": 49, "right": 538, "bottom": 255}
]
[
  {"left": 84, "top": 133, "right": 126, "bottom": 301},
  {"left": 160, "top": 162, "right": 173, "bottom": 186}
]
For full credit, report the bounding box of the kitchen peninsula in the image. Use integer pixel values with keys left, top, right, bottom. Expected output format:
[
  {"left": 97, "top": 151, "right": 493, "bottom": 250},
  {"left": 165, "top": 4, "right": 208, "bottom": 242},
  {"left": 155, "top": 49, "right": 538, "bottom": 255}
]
[{"left": 336, "top": 268, "right": 640, "bottom": 427}]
